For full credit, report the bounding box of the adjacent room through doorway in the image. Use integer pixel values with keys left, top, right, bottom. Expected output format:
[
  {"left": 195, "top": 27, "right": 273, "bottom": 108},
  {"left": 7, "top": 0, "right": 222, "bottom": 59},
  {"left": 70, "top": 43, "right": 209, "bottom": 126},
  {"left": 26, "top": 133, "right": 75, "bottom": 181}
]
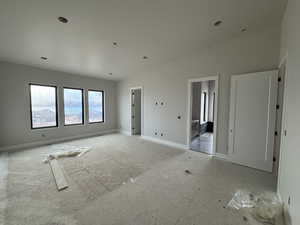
[
  {"left": 188, "top": 78, "right": 218, "bottom": 155},
  {"left": 130, "top": 87, "right": 142, "bottom": 136}
]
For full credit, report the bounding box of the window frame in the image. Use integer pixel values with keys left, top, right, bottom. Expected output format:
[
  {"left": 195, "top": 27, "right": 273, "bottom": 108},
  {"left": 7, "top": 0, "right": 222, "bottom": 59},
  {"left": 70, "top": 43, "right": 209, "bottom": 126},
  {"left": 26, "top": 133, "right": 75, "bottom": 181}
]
[
  {"left": 202, "top": 92, "right": 207, "bottom": 122},
  {"left": 29, "top": 83, "right": 59, "bottom": 130},
  {"left": 87, "top": 89, "right": 105, "bottom": 124},
  {"left": 63, "top": 87, "right": 85, "bottom": 126}
]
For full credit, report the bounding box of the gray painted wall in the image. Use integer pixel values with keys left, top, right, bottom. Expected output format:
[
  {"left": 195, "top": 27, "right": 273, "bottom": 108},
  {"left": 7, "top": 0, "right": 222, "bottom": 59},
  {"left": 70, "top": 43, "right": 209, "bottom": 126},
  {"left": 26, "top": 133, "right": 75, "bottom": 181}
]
[
  {"left": 278, "top": 0, "right": 300, "bottom": 224},
  {"left": 117, "top": 26, "right": 280, "bottom": 154},
  {"left": 0, "top": 62, "right": 118, "bottom": 149}
]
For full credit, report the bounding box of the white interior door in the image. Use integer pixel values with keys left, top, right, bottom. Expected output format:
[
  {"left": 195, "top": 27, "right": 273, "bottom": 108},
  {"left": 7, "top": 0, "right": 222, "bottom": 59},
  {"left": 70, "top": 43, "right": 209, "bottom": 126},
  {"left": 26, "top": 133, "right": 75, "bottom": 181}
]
[{"left": 228, "top": 70, "right": 278, "bottom": 172}]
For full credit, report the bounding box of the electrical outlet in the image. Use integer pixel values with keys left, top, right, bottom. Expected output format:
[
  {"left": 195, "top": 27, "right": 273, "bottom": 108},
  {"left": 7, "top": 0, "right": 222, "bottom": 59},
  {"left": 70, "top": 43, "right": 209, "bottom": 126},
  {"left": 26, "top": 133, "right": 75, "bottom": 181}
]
[
  {"left": 161, "top": 133, "right": 164, "bottom": 137},
  {"left": 41, "top": 134, "right": 46, "bottom": 138},
  {"left": 155, "top": 132, "right": 158, "bottom": 136}
]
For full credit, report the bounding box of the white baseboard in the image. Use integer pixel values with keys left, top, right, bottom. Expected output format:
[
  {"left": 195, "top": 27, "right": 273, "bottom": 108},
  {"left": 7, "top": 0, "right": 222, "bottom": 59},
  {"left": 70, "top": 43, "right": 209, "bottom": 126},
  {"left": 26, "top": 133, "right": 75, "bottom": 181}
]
[
  {"left": 214, "top": 153, "right": 229, "bottom": 161},
  {"left": 118, "top": 130, "right": 131, "bottom": 136},
  {"left": 0, "top": 129, "right": 118, "bottom": 152},
  {"left": 141, "top": 135, "right": 188, "bottom": 150}
]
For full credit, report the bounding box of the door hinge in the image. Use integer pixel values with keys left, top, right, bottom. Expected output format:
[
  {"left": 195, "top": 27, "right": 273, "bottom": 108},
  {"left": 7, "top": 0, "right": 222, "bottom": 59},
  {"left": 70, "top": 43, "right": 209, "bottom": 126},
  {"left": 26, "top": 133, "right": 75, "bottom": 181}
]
[
  {"left": 273, "top": 157, "right": 276, "bottom": 162},
  {"left": 275, "top": 131, "right": 278, "bottom": 136},
  {"left": 276, "top": 104, "right": 280, "bottom": 110},
  {"left": 278, "top": 77, "right": 282, "bottom": 82},
  {"left": 132, "top": 116, "right": 135, "bottom": 119}
]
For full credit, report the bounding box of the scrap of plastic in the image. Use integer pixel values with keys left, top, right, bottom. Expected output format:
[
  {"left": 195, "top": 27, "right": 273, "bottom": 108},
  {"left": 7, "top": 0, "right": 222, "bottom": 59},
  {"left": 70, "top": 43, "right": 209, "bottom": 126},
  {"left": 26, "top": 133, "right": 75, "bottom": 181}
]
[
  {"left": 227, "top": 190, "right": 283, "bottom": 225},
  {"left": 43, "top": 145, "right": 91, "bottom": 163}
]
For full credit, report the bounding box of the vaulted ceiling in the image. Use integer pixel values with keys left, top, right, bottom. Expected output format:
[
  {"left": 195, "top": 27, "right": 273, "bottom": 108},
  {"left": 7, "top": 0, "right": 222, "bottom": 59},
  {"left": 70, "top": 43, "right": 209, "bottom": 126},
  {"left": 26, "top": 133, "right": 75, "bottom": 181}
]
[{"left": 0, "top": 0, "right": 287, "bottom": 80}]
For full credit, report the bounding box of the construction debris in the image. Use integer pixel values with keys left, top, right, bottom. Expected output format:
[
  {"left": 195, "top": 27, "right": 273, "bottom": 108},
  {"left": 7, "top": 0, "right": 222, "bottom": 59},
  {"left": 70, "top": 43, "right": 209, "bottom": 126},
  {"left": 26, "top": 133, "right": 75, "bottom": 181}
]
[
  {"left": 185, "top": 169, "right": 192, "bottom": 175},
  {"left": 227, "top": 190, "right": 283, "bottom": 225},
  {"left": 43, "top": 145, "right": 91, "bottom": 163},
  {"left": 49, "top": 159, "right": 68, "bottom": 191}
]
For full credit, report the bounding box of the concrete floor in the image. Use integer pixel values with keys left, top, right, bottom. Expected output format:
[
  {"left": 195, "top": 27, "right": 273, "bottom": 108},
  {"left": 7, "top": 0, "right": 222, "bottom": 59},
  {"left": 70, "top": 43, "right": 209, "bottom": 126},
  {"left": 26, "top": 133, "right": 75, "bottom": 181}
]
[
  {"left": 190, "top": 132, "right": 213, "bottom": 154},
  {"left": 0, "top": 133, "right": 282, "bottom": 225}
]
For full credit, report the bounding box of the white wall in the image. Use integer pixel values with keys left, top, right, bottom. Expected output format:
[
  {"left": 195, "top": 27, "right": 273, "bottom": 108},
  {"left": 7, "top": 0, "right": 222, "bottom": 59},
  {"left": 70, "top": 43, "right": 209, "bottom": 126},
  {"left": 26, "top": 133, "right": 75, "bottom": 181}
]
[
  {"left": 117, "top": 26, "right": 280, "bottom": 154},
  {"left": 278, "top": 0, "right": 300, "bottom": 224},
  {"left": 0, "top": 62, "right": 118, "bottom": 150}
]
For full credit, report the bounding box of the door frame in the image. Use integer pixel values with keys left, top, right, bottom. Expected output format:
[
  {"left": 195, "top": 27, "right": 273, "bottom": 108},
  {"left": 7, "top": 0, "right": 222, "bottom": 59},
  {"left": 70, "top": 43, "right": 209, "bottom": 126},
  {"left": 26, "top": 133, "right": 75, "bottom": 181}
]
[
  {"left": 130, "top": 86, "right": 144, "bottom": 136},
  {"left": 187, "top": 76, "right": 219, "bottom": 154}
]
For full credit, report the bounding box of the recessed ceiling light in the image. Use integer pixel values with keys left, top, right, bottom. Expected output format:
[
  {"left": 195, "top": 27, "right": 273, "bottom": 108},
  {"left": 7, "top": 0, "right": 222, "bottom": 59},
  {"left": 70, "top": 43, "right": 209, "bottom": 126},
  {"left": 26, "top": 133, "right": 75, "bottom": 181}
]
[
  {"left": 40, "top": 57, "right": 48, "bottom": 60},
  {"left": 109, "top": 72, "right": 113, "bottom": 75},
  {"left": 58, "top": 16, "right": 68, "bottom": 23},
  {"left": 213, "top": 20, "right": 222, "bottom": 27},
  {"left": 142, "top": 56, "right": 148, "bottom": 59},
  {"left": 113, "top": 42, "right": 118, "bottom": 46}
]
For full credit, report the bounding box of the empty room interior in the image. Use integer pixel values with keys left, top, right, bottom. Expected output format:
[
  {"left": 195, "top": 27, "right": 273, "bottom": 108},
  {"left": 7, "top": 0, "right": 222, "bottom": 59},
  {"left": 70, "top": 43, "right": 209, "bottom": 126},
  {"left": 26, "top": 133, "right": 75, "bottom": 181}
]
[{"left": 0, "top": 0, "right": 299, "bottom": 224}]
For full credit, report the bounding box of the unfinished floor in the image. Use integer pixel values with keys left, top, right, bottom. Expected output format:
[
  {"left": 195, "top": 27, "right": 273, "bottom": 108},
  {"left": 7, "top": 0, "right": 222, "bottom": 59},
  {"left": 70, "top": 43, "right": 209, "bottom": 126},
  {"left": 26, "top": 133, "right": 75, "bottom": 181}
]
[{"left": 0, "top": 133, "right": 281, "bottom": 225}]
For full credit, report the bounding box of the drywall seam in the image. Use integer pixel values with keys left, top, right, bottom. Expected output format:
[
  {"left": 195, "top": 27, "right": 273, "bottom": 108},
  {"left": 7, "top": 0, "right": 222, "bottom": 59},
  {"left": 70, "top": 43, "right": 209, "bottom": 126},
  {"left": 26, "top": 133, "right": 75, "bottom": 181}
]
[
  {"left": 141, "top": 135, "right": 188, "bottom": 150},
  {"left": 0, "top": 129, "right": 118, "bottom": 152}
]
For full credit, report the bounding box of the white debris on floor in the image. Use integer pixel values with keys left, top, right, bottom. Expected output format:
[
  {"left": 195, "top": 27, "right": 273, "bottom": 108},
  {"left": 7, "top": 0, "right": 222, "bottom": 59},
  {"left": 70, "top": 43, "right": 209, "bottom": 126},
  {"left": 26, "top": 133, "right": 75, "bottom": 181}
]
[
  {"left": 43, "top": 145, "right": 91, "bottom": 163},
  {"left": 227, "top": 190, "right": 283, "bottom": 225}
]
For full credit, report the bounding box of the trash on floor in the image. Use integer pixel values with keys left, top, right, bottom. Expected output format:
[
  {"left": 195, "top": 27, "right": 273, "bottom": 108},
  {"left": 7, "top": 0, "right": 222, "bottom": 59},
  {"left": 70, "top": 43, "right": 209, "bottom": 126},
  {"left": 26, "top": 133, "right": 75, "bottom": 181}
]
[
  {"left": 43, "top": 145, "right": 91, "bottom": 163},
  {"left": 130, "top": 177, "right": 137, "bottom": 183},
  {"left": 185, "top": 169, "right": 192, "bottom": 175},
  {"left": 227, "top": 190, "right": 283, "bottom": 225}
]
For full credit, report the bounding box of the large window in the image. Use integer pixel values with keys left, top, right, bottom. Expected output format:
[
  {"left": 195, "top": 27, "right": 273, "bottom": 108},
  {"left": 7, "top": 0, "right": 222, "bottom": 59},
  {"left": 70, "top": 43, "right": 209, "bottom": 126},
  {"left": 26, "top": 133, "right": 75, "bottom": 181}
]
[
  {"left": 88, "top": 90, "right": 104, "bottom": 123},
  {"left": 64, "top": 88, "right": 84, "bottom": 125},
  {"left": 30, "top": 84, "right": 58, "bottom": 129}
]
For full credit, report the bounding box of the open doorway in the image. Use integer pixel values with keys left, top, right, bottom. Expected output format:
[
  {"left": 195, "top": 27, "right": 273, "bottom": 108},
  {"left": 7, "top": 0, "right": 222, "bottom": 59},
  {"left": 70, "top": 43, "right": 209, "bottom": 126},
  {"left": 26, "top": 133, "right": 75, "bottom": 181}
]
[
  {"left": 187, "top": 77, "right": 218, "bottom": 155},
  {"left": 130, "top": 87, "right": 142, "bottom": 136}
]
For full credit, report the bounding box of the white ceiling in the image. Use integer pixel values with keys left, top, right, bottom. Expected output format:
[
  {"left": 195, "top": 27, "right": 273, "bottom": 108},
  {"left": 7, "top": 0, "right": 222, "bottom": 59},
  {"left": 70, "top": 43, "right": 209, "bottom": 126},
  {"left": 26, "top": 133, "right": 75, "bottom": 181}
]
[{"left": 0, "top": 0, "right": 287, "bottom": 80}]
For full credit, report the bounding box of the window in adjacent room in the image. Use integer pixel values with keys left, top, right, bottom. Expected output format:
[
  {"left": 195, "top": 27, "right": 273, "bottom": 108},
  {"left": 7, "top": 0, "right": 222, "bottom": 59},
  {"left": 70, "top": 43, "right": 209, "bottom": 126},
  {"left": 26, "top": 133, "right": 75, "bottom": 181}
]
[
  {"left": 201, "top": 92, "right": 207, "bottom": 123},
  {"left": 29, "top": 84, "right": 58, "bottom": 129},
  {"left": 64, "top": 88, "right": 84, "bottom": 125},
  {"left": 88, "top": 90, "right": 104, "bottom": 123}
]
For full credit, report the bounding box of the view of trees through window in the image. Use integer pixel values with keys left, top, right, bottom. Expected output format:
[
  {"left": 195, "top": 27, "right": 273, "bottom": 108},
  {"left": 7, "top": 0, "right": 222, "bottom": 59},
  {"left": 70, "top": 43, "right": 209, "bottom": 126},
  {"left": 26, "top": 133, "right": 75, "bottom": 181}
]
[
  {"left": 30, "top": 84, "right": 57, "bottom": 128},
  {"left": 64, "top": 88, "right": 83, "bottom": 125},
  {"left": 88, "top": 90, "right": 104, "bottom": 123}
]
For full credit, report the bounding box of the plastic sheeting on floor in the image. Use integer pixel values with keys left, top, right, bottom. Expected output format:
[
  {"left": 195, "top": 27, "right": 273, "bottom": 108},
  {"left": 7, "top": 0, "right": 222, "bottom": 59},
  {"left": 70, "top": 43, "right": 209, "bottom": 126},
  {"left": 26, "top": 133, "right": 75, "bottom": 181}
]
[
  {"left": 227, "top": 190, "right": 283, "bottom": 225},
  {"left": 43, "top": 145, "right": 91, "bottom": 163}
]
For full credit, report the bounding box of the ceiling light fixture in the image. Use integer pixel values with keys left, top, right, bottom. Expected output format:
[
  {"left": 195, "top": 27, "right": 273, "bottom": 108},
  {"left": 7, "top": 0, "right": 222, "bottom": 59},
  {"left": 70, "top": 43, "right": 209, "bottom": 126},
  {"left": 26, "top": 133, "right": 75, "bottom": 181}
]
[
  {"left": 58, "top": 16, "right": 69, "bottom": 23},
  {"left": 213, "top": 20, "right": 222, "bottom": 27},
  {"left": 142, "top": 56, "right": 148, "bottom": 59},
  {"left": 113, "top": 42, "right": 118, "bottom": 46},
  {"left": 40, "top": 56, "right": 48, "bottom": 60},
  {"left": 109, "top": 73, "right": 113, "bottom": 75}
]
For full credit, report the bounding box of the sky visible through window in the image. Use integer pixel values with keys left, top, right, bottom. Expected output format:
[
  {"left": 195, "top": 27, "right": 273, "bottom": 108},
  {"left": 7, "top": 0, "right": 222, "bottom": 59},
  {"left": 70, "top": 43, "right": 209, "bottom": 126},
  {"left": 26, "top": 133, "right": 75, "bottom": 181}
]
[
  {"left": 88, "top": 91, "right": 103, "bottom": 123},
  {"left": 30, "top": 85, "right": 57, "bottom": 128},
  {"left": 64, "top": 88, "right": 83, "bottom": 125}
]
